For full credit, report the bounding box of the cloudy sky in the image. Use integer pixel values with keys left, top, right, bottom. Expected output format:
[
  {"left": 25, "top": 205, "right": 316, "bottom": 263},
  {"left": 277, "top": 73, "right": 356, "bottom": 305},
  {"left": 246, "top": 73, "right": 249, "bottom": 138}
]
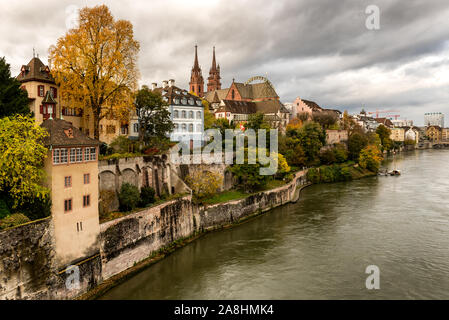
[{"left": 1, "top": 0, "right": 449, "bottom": 125}]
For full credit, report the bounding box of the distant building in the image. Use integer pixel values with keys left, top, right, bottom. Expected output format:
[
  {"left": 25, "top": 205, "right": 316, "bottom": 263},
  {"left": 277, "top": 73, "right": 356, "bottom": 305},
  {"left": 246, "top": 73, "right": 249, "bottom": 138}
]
[
  {"left": 392, "top": 119, "right": 413, "bottom": 127},
  {"left": 390, "top": 127, "right": 405, "bottom": 142},
  {"left": 326, "top": 129, "right": 348, "bottom": 145},
  {"left": 426, "top": 125, "right": 442, "bottom": 142},
  {"left": 424, "top": 112, "right": 444, "bottom": 128},
  {"left": 442, "top": 128, "right": 449, "bottom": 141},
  {"left": 374, "top": 118, "right": 394, "bottom": 128},
  {"left": 354, "top": 114, "right": 380, "bottom": 132},
  {"left": 41, "top": 118, "right": 100, "bottom": 267},
  {"left": 292, "top": 97, "right": 322, "bottom": 118},
  {"left": 214, "top": 99, "right": 289, "bottom": 132},
  {"left": 151, "top": 80, "right": 204, "bottom": 142},
  {"left": 405, "top": 127, "right": 420, "bottom": 144}
]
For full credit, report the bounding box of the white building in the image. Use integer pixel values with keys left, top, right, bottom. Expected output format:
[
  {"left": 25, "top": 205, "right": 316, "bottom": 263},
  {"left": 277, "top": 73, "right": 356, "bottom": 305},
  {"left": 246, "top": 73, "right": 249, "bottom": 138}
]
[
  {"left": 151, "top": 80, "right": 204, "bottom": 142},
  {"left": 392, "top": 119, "right": 413, "bottom": 127},
  {"left": 424, "top": 112, "right": 444, "bottom": 128}
]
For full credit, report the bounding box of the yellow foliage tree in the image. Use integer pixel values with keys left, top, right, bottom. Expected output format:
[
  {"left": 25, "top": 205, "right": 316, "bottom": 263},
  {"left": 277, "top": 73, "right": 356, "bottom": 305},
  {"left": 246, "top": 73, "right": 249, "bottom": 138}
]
[
  {"left": 185, "top": 169, "right": 223, "bottom": 202},
  {"left": 49, "top": 5, "right": 140, "bottom": 140},
  {"left": 0, "top": 116, "right": 49, "bottom": 207},
  {"left": 359, "top": 145, "right": 383, "bottom": 172}
]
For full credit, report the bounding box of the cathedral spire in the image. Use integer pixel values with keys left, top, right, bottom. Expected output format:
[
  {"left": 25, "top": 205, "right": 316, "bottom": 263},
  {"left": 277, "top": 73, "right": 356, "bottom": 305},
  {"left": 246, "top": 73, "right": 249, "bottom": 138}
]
[
  {"left": 193, "top": 44, "right": 200, "bottom": 70},
  {"left": 207, "top": 46, "right": 221, "bottom": 93},
  {"left": 211, "top": 46, "right": 217, "bottom": 71},
  {"left": 189, "top": 44, "right": 204, "bottom": 97}
]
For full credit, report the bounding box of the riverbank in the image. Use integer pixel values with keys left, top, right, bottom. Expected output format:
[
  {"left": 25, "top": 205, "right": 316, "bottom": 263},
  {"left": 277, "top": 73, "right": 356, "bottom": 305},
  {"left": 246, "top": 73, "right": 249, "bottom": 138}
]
[
  {"left": 98, "top": 149, "right": 449, "bottom": 300},
  {"left": 77, "top": 170, "right": 308, "bottom": 300}
]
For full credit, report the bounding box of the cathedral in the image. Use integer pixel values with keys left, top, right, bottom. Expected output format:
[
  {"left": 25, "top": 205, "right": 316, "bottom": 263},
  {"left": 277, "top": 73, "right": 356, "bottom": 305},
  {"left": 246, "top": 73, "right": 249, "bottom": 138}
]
[{"left": 189, "top": 45, "right": 221, "bottom": 97}]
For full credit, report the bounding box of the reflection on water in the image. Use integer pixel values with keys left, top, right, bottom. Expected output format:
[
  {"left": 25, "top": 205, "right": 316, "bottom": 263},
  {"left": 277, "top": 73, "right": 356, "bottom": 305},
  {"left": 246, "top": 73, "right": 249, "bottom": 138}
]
[{"left": 100, "top": 150, "right": 449, "bottom": 299}]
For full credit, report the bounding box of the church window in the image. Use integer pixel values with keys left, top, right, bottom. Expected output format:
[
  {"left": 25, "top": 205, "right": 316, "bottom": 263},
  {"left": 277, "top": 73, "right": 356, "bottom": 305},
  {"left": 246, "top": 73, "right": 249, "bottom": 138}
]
[{"left": 231, "top": 89, "right": 235, "bottom": 100}]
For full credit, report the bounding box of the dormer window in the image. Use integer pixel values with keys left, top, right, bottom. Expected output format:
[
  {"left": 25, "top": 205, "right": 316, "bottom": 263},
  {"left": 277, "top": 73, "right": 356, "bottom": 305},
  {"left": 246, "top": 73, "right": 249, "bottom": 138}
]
[
  {"left": 175, "top": 90, "right": 180, "bottom": 94},
  {"left": 196, "top": 100, "right": 202, "bottom": 106},
  {"left": 189, "top": 99, "right": 194, "bottom": 105},
  {"left": 174, "top": 98, "right": 179, "bottom": 104},
  {"left": 163, "top": 97, "right": 168, "bottom": 102},
  {"left": 181, "top": 98, "right": 187, "bottom": 105}
]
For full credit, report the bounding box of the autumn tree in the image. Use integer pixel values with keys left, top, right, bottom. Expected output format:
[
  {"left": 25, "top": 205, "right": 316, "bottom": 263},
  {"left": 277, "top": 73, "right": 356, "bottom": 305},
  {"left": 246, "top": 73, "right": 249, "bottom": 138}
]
[
  {"left": 49, "top": 5, "right": 140, "bottom": 140},
  {"left": 135, "top": 86, "right": 173, "bottom": 145},
  {"left": 0, "top": 57, "right": 30, "bottom": 118},
  {"left": 376, "top": 125, "right": 393, "bottom": 152},
  {"left": 0, "top": 115, "right": 49, "bottom": 208},
  {"left": 359, "top": 145, "right": 383, "bottom": 172},
  {"left": 185, "top": 169, "right": 223, "bottom": 203}
]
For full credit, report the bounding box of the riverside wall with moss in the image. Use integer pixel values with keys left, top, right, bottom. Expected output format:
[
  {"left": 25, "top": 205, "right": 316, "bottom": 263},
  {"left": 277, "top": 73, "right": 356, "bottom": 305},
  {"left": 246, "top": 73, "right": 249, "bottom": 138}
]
[{"left": 0, "top": 170, "right": 307, "bottom": 300}]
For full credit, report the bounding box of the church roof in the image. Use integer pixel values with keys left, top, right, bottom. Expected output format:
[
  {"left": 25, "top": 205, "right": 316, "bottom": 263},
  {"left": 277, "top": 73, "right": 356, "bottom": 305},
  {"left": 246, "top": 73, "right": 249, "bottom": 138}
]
[
  {"left": 16, "top": 57, "right": 55, "bottom": 84},
  {"left": 231, "top": 81, "right": 279, "bottom": 100},
  {"left": 204, "top": 88, "right": 229, "bottom": 103},
  {"left": 216, "top": 100, "right": 257, "bottom": 114},
  {"left": 41, "top": 118, "right": 100, "bottom": 147},
  {"left": 254, "top": 100, "right": 288, "bottom": 114}
]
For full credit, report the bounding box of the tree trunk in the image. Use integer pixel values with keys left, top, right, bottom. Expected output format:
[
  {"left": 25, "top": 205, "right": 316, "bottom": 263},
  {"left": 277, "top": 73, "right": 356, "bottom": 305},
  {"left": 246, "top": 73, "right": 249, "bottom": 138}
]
[{"left": 93, "top": 107, "right": 101, "bottom": 141}]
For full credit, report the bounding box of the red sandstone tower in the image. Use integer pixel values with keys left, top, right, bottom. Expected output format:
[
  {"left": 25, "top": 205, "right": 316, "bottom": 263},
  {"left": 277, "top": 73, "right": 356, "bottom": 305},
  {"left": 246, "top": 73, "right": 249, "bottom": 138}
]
[
  {"left": 207, "top": 46, "right": 221, "bottom": 92},
  {"left": 189, "top": 45, "right": 204, "bottom": 97}
]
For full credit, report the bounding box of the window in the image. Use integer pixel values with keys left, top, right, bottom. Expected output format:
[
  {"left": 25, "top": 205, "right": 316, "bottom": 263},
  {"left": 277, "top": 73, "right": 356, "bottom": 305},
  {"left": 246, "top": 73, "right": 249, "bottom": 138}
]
[
  {"left": 121, "top": 125, "right": 128, "bottom": 135},
  {"left": 106, "top": 125, "right": 116, "bottom": 134},
  {"left": 89, "top": 147, "right": 96, "bottom": 161},
  {"left": 231, "top": 89, "right": 235, "bottom": 100},
  {"left": 189, "top": 124, "right": 193, "bottom": 132},
  {"left": 189, "top": 111, "right": 194, "bottom": 119},
  {"left": 38, "top": 85, "right": 44, "bottom": 97},
  {"left": 197, "top": 124, "right": 202, "bottom": 132},
  {"left": 174, "top": 123, "right": 179, "bottom": 131},
  {"left": 174, "top": 110, "right": 179, "bottom": 118},
  {"left": 84, "top": 173, "right": 90, "bottom": 184},
  {"left": 83, "top": 195, "right": 90, "bottom": 207},
  {"left": 84, "top": 147, "right": 90, "bottom": 161},
  {"left": 64, "top": 199, "right": 72, "bottom": 212},
  {"left": 60, "top": 149, "right": 68, "bottom": 164},
  {"left": 76, "top": 148, "right": 82, "bottom": 162},
  {"left": 197, "top": 111, "right": 201, "bottom": 119},
  {"left": 133, "top": 123, "right": 139, "bottom": 133},
  {"left": 182, "top": 124, "right": 187, "bottom": 132},
  {"left": 77, "top": 222, "right": 83, "bottom": 232},
  {"left": 181, "top": 110, "right": 186, "bottom": 118},
  {"left": 198, "top": 85, "right": 201, "bottom": 93},
  {"left": 70, "top": 148, "right": 76, "bottom": 163},
  {"left": 64, "top": 176, "right": 72, "bottom": 188},
  {"left": 50, "top": 87, "right": 57, "bottom": 98},
  {"left": 53, "top": 149, "right": 60, "bottom": 164}
]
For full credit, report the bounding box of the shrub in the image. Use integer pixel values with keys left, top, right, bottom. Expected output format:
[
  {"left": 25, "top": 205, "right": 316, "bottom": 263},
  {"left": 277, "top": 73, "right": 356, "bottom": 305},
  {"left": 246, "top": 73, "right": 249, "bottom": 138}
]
[
  {"left": 118, "top": 183, "right": 140, "bottom": 212},
  {"left": 140, "top": 187, "right": 156, "bottom": 206},
  {"left": 19, "top": 194, "right": 51, "bottom": 220},
  {"left": 0, "top": 199, "right": 10, "bottom": 219},
  {"left": 359, "top": 145, "right": 383, "bottom": 172},
  {"left": 0, "top": 213, "right": 30, "bottom": 230},
  {"left": 306, "top": 168, "right": 320, "bottom": 184},
  {"left": 340, "top": 167, "right": 353, "bottom": 181}
]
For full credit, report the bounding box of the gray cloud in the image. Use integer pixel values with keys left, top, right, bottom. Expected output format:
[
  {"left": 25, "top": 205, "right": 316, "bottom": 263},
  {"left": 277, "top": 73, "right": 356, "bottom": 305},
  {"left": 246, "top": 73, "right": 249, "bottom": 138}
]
[{"left": 1, "top": 0, "right": 449, "bottom": 125}]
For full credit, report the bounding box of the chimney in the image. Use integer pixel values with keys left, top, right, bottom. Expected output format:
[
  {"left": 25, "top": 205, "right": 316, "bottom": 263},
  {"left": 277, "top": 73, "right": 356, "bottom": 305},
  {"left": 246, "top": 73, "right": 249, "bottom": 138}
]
[
  {"left": 151, "top": 82, "right": 157, "bottom": 90},
  {"left": 162, "top": 80, "right": 168, "bottom": 88},
  {"left": 168, "top": 79, "right": 175, "bottom": 87}
]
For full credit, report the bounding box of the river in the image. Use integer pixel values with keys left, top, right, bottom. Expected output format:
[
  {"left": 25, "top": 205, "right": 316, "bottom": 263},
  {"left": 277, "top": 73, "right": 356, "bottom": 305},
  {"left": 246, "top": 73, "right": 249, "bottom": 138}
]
[{"left": 99, "top": 150, "right": 449, "bottom": 299}]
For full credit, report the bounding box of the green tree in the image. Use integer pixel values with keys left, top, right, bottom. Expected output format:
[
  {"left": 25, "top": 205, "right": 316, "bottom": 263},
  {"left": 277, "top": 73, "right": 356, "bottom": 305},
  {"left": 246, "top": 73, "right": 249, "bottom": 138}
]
[
  {"left": 0, "top": 115, "right": 49, "bottom": 208},
  {"left": 135, "top": 85, "right": 173, "bottom": 145},
  {"left": 118, "top": 183, "right": 140, "bottom": 211},
  {"left": 0, "top": 57, "right": 30, "bottom": 118},
  {"left": 230, "top": 148, "right": 271, "bottom": 192},
  {"left": 297, "top": 122, "right": 326, "bottom": 166},
  {"left": 348, "top": 132, "right": 369, "bottom": 161},
  {"left": 246, "top": 112, "right": 271, "bottom": 131}
]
